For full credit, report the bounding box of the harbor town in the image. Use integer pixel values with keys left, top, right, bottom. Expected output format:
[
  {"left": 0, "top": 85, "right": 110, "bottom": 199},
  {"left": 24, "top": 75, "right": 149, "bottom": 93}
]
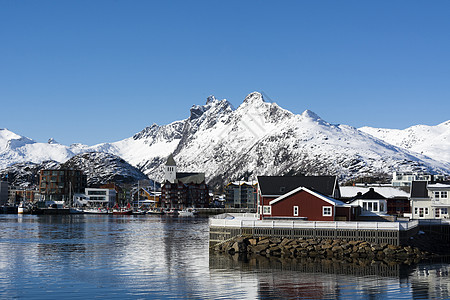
[{"left": 1, "top": 154, "right": 449, "bottom": 259}]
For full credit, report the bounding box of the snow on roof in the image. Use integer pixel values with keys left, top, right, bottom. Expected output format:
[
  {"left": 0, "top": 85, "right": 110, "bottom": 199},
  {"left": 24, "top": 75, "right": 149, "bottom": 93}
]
[
  {"left": 427, "top": 183, "right": 450, "bottom": 189},
  {"left": 340, "top": 186, "right": 409, "bottom": 199}
]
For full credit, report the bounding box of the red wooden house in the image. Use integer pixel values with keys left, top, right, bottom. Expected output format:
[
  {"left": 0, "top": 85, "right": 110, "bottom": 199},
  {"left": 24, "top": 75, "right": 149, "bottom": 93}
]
[
  {"left": 257, "top": 176, "right": 356, "bottom": 221},
  {"left": 261, "top": 186, "right": 355, "bottom": 221}
]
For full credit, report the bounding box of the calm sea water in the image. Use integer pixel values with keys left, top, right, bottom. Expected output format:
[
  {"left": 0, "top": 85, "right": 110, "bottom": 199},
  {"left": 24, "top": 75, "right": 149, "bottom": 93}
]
[{"left": 0, "top": 214, "right": 449, "bottom": 299}]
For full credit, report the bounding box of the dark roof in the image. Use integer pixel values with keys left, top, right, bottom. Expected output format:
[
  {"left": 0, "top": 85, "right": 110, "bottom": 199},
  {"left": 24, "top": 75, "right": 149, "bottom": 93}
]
[
  {"left": 257, "top": 175, "right": 337, "bottom": 197},
  {"left": 410, "top": 181, "right": 429, "bottom": 198},
  {"left": 176, "top": 172, "right": 205, "bottom": 184},
  {"left": 347, "top": 188, "right": 386, "bottom": 203},
  {"left": 166, "top": 154, "right": 176, "bottom": 166}
]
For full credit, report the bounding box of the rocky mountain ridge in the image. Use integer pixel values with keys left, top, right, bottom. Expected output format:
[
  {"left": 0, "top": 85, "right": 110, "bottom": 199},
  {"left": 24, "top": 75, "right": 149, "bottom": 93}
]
[{"left": 1, "top": 92, "right": 449, "bottom": 188}]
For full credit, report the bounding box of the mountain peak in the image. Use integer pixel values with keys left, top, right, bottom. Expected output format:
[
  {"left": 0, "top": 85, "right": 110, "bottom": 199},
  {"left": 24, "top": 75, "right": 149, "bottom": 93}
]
[
  {"left": 48, "top": 138, "right": 58, "bottom": 144},
  {"left": 206, "top": 95, "right": 217, "bottom": 104},
  {"left": 243, "top": 92, "right": 265, "bottom": 104},
  {"left": 301, "top": 109, "right": 322, "bottom": 121}
]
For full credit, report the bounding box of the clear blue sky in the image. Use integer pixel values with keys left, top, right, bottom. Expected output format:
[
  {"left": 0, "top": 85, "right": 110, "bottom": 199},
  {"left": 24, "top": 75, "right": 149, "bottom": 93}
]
[{"left": 1, "top": 1, "right": 449, "bottom": 145}]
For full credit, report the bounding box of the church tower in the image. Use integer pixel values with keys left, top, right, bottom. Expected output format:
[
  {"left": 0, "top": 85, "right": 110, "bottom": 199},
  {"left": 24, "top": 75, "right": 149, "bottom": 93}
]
[{"left": 164, "top": 153, "right": 177, "bottom": 183}]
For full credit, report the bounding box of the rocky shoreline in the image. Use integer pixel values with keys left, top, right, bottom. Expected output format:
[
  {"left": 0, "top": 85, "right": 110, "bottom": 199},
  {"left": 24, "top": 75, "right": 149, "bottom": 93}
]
[{"left": 212, "top": 235, "right": 432, "bottom": 263}]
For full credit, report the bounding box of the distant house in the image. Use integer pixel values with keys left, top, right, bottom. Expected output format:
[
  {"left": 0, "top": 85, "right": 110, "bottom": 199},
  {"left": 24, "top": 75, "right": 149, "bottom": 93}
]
[
  {"left": 257, "top": 175, "right": 354, "bottom": 221},
  {"left": 160, "top": 154, "right": 209, "bottom": 209},
  {"left": 392, "top": 171, "right": 445, "bottom": 187},
  {"left": 263, "top": 186, "right": 355, "bottom": 221},
  {"left": 73, "top": 188, "right": 116, "bottom": 208},
  {"left": 224, "top": 181, "right": 257, "bottom": 209},
  {"left": 340, "top": 185, "right": 410, "bottom": 217},
  {"left": 346, "top": 188, "right": 388, "bottom": 220},
  {"left": 410, "top": 181, "right": 450, "bottom": 219}
]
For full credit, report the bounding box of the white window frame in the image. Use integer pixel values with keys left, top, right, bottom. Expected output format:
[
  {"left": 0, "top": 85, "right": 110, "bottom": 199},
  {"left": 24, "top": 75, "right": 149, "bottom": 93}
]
[
  {"left": 322, "top": 206, "right": 332, "bottom": 216},
  {"left": 263, "top": 206, "right": 271, "bottom": 215},
  {"left": 293, "top": 206, "right": 299, "bottom": 216},
  {"left": 441, "top": 191, "right": 448, "bottom": 198}
]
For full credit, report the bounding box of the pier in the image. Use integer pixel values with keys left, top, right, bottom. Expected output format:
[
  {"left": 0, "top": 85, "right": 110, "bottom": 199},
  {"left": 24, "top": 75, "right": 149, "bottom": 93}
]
[{"left": 209, "top": 213, "right": 420, "bottom": 247}]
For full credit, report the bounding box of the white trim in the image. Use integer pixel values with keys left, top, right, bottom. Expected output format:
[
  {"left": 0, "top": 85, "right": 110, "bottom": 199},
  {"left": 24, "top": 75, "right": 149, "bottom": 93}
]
[
  {"left": 263, "top": 205, "right": 271, "bottom": 215},
  {"left": 293, "top": 206, "right": 299, "bottom": 216},
  {"left": 269, "top": 186, "right": 347, "bottom": 206}
]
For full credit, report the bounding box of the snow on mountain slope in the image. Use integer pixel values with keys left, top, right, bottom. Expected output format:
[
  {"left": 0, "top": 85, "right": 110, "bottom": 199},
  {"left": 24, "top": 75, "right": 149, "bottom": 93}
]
[
  {"left": 0, "top": 128, "right": 83, "bottom": 169},
  {"left": 106, "top": 92, "right": 449, "bottom": 187},
  {"left": 1, "top": 93, "right": 450, "bottom": 188},
  {"left": 359, "top": 120, "right": 450, "bottom": 164}
]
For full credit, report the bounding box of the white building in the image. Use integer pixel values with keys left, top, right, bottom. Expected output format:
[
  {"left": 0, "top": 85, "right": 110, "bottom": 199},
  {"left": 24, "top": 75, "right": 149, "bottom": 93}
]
[
  {"left": 74, "top": 188, "right": 116, "bottom": 208},
  {"left": 410, "top": 181, "right": 449, "bottom": 219},
  {"left": 346, "top": 188, "right": 388, "bottom": 217},
  {"left": 392, "top": 171, "right": 445, "bottom": 187}
]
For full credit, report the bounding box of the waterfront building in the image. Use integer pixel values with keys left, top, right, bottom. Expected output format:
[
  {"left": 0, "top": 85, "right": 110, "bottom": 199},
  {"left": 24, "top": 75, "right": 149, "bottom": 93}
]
[
  {"left": 73, "top": 188, "right": 116, "bottom": 208},
  {"left": 262, "top": 186, "right": 356, "bottom": 221},
  {"left": 410, "top": 181, "right": 450, "bottom": 219},
  {"left": 39, "top": 169, "right": 87, "bottom": 203},
  {"left": 160, "top": 154, "right": 209, "bottom": 209},
  {"left": 340, "top": 185, "right": 410, "bottom": 216},
  {"left": 346, "top": 188, "right": 388, "bottom": 220},
  {"left": 0, "top": 181, "right": 8, "bottom": 205},
  {"left": 392, "top": 171, "right": 445, "bottom": 187},
  {"left": 257, "top": 175, "right": 351, "bottom": 221},
  {"left": 224, "top": 181, "right": 257, "bottom": 209}
]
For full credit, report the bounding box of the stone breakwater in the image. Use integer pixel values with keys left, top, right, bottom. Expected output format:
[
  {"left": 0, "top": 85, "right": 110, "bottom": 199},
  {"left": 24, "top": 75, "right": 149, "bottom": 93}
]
[{"left": 212, "top": 236, "right": 429, "bottom": 263}]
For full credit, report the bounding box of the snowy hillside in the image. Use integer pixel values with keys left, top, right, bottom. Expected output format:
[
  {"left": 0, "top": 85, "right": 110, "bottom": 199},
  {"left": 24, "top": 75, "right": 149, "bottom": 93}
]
[
  {"left": 359, "top": 120, "right": 450, "bottom": 164},
  {"left": 1, "top": 92, "right": 450, "bottom": 188},
  {"left": 0, "top": 153, "right": 150, "bottom": 187}
]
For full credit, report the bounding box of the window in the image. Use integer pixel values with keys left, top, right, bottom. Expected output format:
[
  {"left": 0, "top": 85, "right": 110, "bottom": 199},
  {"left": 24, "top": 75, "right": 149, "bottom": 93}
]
[
  {"left": 293, "top": 206, "right": 299, "bottom": 216},
  {"left": 380, "top": 202, "right": 385, "bottom": 212},
  {"left": 367, "top": 202, "right": 373, "bottom": 211},
  {"left": 415, "top": 207, "right": 418, "bottom": 215},
  {"left": 425, "top": 208, "right": 429, "bottom": 215},
  {"left": 323, "top": 206, "right": 332, "bottom": 216},
  {"left": 263, "top": 206, "right": 271, "bottom": 215},
  {"left": 436, "top": 209, "right": 440, "bottom": 218},
  {"left": 373, "top": 202, "right": 378, "bottom": 212},
  {"left": 419, "top": 208, "right": 424, "bottom": 218},
  {"left": 435, "top": 191, "right": 440, "bottom": 198},
  {"left": 363, "top": 202, "right": 367, "bottom": 210},
  {"left": 442, "top": 208, "right": 448, "bottom": 215},
  {"left": 442, "top": 191, "right": 448, "bottom": 198}
]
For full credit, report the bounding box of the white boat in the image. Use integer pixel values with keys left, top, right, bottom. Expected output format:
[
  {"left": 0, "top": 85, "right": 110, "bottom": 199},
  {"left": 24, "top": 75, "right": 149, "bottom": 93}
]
[
  {"left": 83, "top": 207, "right": 109, "bottom": 214},
  {"left": 178, "top": 208, "right": 197, "bottom": 217},
  {"left": 18, "top": 202, "right": 29, "bottom": 214}
]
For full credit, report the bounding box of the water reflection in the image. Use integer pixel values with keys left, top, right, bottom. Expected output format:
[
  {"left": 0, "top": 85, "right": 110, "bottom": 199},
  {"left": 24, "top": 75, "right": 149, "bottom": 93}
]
[
  {"left": 0, "top": 214, "right": 449, "bottom": 299},
  {"left": 209, "top": 252, "right": 450, "bottom": 299}
]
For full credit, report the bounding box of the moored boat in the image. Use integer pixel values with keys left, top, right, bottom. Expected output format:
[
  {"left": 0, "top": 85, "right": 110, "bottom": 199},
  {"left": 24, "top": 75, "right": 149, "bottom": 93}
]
[{"left": 178, "top": 208, "right": 197, "bottom": 217}]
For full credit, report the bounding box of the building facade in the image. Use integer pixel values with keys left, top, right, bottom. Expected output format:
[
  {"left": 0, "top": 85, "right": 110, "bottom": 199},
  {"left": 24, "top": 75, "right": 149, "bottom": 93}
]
[
  {"left": 0, "top": 181, "right": 8, "bottom": 205},
  {"left": 39, "top": 169, "right": 87, "bottom": 203},
  {"left": 410, "top": 181, "right": 450, "bottom": 219},
  {"left": 160, "top": 154, "right": 209, "bottom": 209},
  {"left": 224, "top": 181, "right": 257, "bottom": 209},
  {"left": 392, "top": 171, "right": 445, "bottom": 187},
  {"left": 262, "top": 186, "right": 355, "bottom": 221}
]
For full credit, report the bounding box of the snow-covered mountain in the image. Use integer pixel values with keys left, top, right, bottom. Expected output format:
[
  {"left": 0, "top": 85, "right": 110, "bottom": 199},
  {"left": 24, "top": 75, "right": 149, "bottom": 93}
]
[
  {"left": 359, "top": 121, "right": 450, "bottom": 164},
  {"left": 1, "top": 92, "right": 450, "bottom": 188},
  {"left": 0, "top": 152, "right": 150, "bottom": 187}
]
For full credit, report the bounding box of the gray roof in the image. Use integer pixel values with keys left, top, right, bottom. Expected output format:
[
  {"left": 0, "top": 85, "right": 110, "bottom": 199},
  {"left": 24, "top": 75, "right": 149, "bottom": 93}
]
[
  {"left": 257, "top": 175, "right": 338, "bottom": 197},
  {"left": 176, "top": 172, "right": 205, "bottom": 184},
  {"left": 410, "top": 181, "right": 428, "bottom": 198},
  {"left": 166, "top": 154, "right": 176, "bottom": 166}
]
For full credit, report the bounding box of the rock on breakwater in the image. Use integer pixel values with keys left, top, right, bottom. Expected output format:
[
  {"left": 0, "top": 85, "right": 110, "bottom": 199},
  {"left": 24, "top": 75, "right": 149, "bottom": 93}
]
[{"left": 212, "top": 236, "right": 430, "bottom": 263}]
